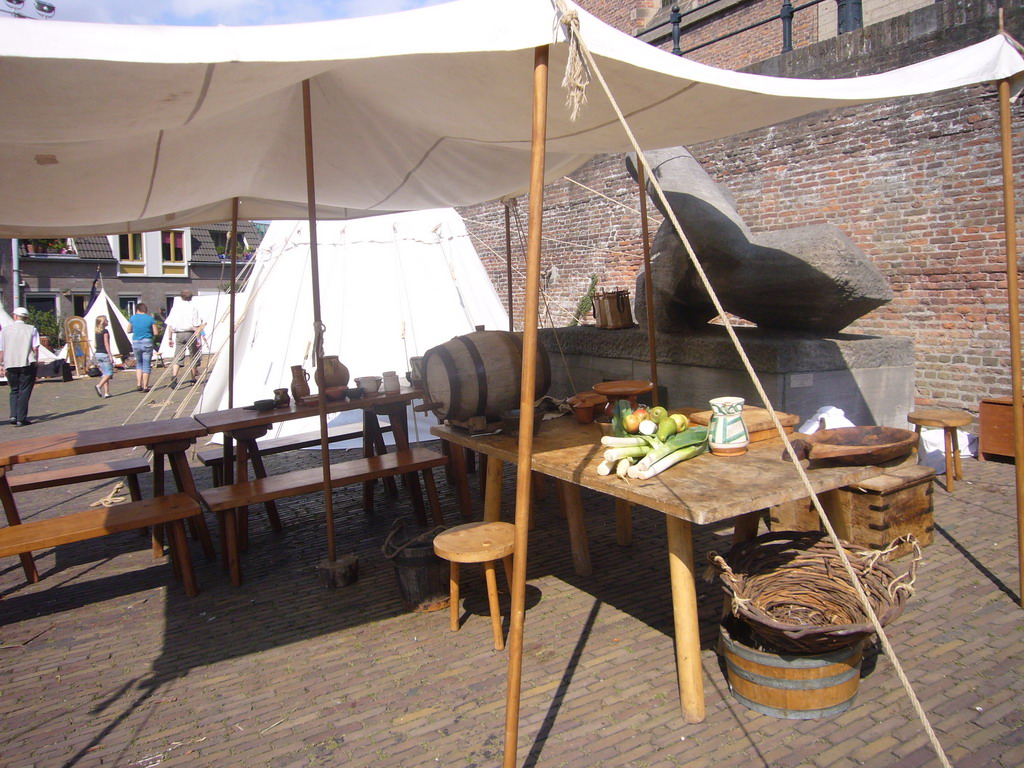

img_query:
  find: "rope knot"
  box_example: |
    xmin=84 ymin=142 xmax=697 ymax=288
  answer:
xmin=557 ymin=4 xmax=590 ymax=122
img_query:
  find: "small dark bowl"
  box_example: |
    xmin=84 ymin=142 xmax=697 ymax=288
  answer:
xmin=345 ymin=387 xmax=363 ymax=400
xmin=251 ymin=399 xmax=276 ymax=411
xmin=501 ymin=408 xmax=541 ymax=435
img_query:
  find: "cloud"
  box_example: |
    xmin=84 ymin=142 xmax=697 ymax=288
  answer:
xmin=46 ymin=0 xmax=451 ymax=25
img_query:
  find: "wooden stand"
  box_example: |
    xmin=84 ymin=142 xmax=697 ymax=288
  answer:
xmin=317 ymin=554 xmax=359 ymax=588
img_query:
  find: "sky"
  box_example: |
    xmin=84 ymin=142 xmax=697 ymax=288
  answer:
xmin=7 ymin=0 xmax=452 ymax=26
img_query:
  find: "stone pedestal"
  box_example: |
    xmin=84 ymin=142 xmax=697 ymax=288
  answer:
xmin=539 ymin=326 xmax=914 ymax=429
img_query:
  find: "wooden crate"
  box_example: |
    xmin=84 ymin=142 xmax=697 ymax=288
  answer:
xmin=826 ymin=464 xmax=935 ymax=559
xmin=979 ymin=397 xmax=1016 ymax=461
xmin=768 ymin=496 xmax=824 ymax=532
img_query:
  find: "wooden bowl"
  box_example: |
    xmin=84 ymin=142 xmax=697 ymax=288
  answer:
xmin=790 ymin=426 xmax=917 ymax=465
xmin=324 ymin=386 xmax=348 ymax=402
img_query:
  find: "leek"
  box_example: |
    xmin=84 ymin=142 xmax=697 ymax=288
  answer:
xmin=604 ymin=445 xmax=650 ymax=462
xmin=600 ymin=435 xmax=648 ymax=447
xmin=630 ymin=443 xmax=707 ymax=480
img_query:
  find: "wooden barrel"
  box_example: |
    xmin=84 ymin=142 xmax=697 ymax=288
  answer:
xmin=421 ymin=331 xmax=551 ymax=423
xmin=720 ymin=621 xmax=863 ymax=719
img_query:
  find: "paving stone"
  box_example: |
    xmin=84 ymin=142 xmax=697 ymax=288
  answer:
xmin=0 ymin=376 xmax=1022 ymax=767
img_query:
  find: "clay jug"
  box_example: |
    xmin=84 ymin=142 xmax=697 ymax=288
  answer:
xmin=315 ymin=355 xmax=349 ymax=390
xmin=708 ymin=396 xmax=749 ymax=456
xmin=290 ymin=365 xmax=311 ymax=401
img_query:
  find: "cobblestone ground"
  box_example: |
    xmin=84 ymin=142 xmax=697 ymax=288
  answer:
xmin=0 ymin=374 xmax=1022 ymax=767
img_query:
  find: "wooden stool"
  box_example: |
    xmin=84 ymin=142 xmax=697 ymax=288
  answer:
xmin=907 ymin=409 xmax=972 ymax=492
xmin=433 ymin=521 xmax=515 ymax=650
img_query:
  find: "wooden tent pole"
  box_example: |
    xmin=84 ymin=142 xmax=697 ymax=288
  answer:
xmin=637 ymin=161 xmax=658 ymax=406
xmin=505 ymin=202 xmax=515 ymax=332
xmin=228 ymin=197 xmax=239 ymax=410
xmin=503 ymin=44 xmax=549 ymax=768
xmin=302 ymin=79 xmax=338 ymax=564
xmin=997 ymin=77 xmax=1024 ymax=607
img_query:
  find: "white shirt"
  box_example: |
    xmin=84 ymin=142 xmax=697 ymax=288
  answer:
xmin=165 ymin=298 xmax=202 ymax=333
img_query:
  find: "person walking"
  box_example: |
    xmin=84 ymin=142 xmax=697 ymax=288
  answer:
xmin=93 ymin=315 xmax=113 ymax=398
xmin=0 ymin=307 xmax=40 ymax=427
xmin=165 ymin=290 xmax=204 ymax=388
xmin=128 ymin=303 xmax=155 ymax=392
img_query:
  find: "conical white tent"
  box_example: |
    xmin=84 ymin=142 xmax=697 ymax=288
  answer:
xmin=197 ymin=208 xmax=508 ymax=443
xmin=85 ymin=287 xmax=133 ymax=361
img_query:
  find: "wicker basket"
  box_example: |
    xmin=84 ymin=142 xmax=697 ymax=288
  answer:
xmin=708 ymin=531 xmax=918 ymax=654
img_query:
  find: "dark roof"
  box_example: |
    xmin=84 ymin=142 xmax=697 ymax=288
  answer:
xmin=74 ymin=237 xmax=115 ymax=261
xmin=189 ymin=221 xmax=265 ymax=264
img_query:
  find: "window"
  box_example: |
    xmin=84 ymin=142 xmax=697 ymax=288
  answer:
xmin=118 ymin=233 xmax=143 ymax=261
xmin=161 ymin=230 xmax=187 ymax=275
xmin=25 ymin=295 xmax=58 ymax=315
xmin=162 ymin=230 xmax=184 ymax=263
xmin=210 ymin=230 xmax=228 ymax=254
xmin=119 ymin=296 xmax=139 ymax=316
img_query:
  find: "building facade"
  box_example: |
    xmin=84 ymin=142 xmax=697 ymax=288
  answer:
xmin=2 ymin=221 xmax=263 ymax=328
xmin=458 ymin=0 xmax=1022 ymax=414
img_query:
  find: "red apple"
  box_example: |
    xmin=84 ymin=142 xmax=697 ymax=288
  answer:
xmin=622 ymin=413 xmax=641 ymax=433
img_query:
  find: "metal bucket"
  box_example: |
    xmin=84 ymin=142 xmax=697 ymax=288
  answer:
xmin=382 ymin=521 xmax=449 ymax=613
xmin=720 ymin=620 xmax=864 ymax=719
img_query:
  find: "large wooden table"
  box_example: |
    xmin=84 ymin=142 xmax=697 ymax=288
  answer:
xmin=431 ymin=416 xmax=894 ymax=723
xmin=0 ymin=417 xmax=214 ymax=582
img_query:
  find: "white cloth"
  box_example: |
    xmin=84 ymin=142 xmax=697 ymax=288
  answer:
xmin=799 ymin=406 xmax=856 ymax=434
xmin=0 ymin=321 xmax=40 ymax=366
xmin=164 ymin=299 xmax=203 ymax=334
xmin=918 ymin=427 xmax=977 ymax=472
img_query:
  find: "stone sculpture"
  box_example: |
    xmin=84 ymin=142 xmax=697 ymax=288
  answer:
xmin=626 ymin=148 xmax=892 ymax=334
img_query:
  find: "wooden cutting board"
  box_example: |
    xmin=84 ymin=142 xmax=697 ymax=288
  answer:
xmin=686 ymin=406 xmax=799 ymax=444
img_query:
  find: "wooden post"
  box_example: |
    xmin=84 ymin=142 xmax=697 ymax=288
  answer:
xmin=503 ymin=45 xmax=549 ymax=768
xmin=637 ymin=160 xmax=658 ymax=406
xmin=666 ymin=516 xmax=705 ymax=722
xmin=505 ymin=202 xmax=514 ymax=332
xmin=228 ymin=197 xmax=239 ymax=409
xmin=301 ymin=79 xmax=340 ymax=574
xmin=997 ymin=77 xmax=1024 ymax=608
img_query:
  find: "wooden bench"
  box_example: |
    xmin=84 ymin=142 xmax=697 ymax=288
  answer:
xmin=200 ymin=447 xmax=448 ymax=586
xmin=197 ymin=424 xmax=392 ymax=485
xmin=8 ymin=456 xmax=150 ymax=499
xmin=0 ymin=493 xmax=203 ymax=596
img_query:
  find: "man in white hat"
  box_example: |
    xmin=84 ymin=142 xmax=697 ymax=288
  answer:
xmin=0 ymin=307 xmax=40 ymax=426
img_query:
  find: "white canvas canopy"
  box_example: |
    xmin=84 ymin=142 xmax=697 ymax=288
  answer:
xmin=0 ymin=0 xmax=1022 ymax=236
xmin=196 ymin=208 xmax=508 ymax=443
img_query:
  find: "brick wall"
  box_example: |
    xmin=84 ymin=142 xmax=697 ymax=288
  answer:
xmin=576 ymin=0 xmax=659 ymax=33
xmin=458 ymin=0 xmax=1023 ymax=413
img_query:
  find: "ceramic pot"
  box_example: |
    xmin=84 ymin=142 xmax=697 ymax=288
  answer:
xmin=355 ymin=375 xmax=382 ymax=393
xmin=315 ymin=355 xmax=349 ymax=390
xmin=408 ymin=356 xmax=424 ymax=385
xmin=708 ymin=396 xmax=749 ymax=456
xmin=290 ymin=365 xmax=311 ymax=401
xmin=273 ymin=388 xmax=290 ymax=407
xmin=382 ymin=370 xmax=401 ymax=394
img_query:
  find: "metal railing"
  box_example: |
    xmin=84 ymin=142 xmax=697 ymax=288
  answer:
xmin=647 ymin=0 xmax=860 ymax=57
